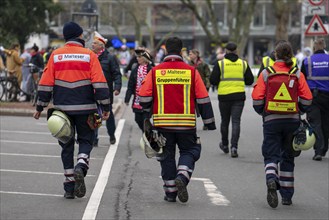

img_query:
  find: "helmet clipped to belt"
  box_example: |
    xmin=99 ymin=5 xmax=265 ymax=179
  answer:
xmin=139 ymin=118 xmax=166 ymax=159
xmin=292 ymin=120 xmax=316 ymax=151
xmin=47 ymin=109 xmax=74 ymax=144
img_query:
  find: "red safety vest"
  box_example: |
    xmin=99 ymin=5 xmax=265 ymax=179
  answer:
xmin=264 ymin=66 xmax=300 ymax=114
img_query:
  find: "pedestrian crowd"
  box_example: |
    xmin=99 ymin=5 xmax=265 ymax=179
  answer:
xmin=1 ymin=21 xmax=328 ymax=209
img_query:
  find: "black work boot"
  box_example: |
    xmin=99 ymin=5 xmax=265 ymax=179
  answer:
xmin=231 ymin=147 xmax=238 ymax=158
xmin=74 ymin=167 xmax=86 ymax=198
xmin=266 ymin=179 xmax=278 ymax=208
xmin=282 ymin=198 xmax=292 ymax=205
xmin=175 ymin=177 xmax=188 ymax=203
xmin=219 ymin=142 xmax=229 ymax=154
xmin=110 ymin=135 xmax=116 ymax=145
xmin=64 ymin=191 xmax=75 ymax=199
xmin=164 ymin=195 xmax=176 ymax=202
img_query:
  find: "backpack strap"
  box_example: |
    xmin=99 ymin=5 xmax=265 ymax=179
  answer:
xmin=288 ymin=66 xmax=298 ymax=74
xmin=262 ymin=67 xmax=275 ymax=82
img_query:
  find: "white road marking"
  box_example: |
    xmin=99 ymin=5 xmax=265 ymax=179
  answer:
xmin=0 ymin=191 xmax=63 ymax=197
xmin=0 ymin=169 xmax=95 ymax=177
xmin=1 ymin=129 xmax=109 ymax=138
xmin=0 ymin=152 xmax=103 ymax=160
xmin=1 ymin=140 xmax=58 ymax=145
xmin=82 ymin=119 xmax=125 ymax=220
xmin=1 ymin=130 xmax=50 ymax=135
xmin=192 ymin=177 xmax=230 ymax=206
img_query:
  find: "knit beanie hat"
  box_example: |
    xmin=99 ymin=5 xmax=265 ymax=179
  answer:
xmin=63 ymin=21 xmax=83 ymax=41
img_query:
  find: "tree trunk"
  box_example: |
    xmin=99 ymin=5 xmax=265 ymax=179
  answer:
xmin=273 ymin=0 xmax=291 ymax=41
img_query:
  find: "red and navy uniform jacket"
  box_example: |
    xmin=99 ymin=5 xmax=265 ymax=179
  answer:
xmin=36 ymin=41 xmax=110 ymax=115
xmin=252 ymin=60 xmax=312 ymax=122
xmin=139 ymin=54 xmax=216 ymax=131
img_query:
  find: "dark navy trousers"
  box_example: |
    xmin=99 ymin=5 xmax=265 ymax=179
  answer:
xmin=262 ymin=120 xmax=299 ymax=200
xmin=159 ymin=132 xmax=201 ymax=198
xmin=59 ymin=114 xmax=94 ymax=192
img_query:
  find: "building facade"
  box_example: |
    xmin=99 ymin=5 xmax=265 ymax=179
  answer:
xmin=49 ymin=0 xmax=328 ymax=66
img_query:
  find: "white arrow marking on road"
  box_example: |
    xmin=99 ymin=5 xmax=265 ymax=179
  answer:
xmin=192 ymin=177 xmax=230 ymax=206
xmin=82 ymin=119 xmax=125 ymax=220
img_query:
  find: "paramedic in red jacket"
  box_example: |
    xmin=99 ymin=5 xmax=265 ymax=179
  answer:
xmin=139 ymin=37 xmax=216 ymax=203
xmin=252 ymin=40 xmax=312 ymax=208
xmin=33 ymin=22 xmax=110 ymax=199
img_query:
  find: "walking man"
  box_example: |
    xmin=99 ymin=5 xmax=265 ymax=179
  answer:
xmin=210 ymin=42 xmax=254 ymax=157
xmin=33 ymin=21 xmax=110 ymax=199
xmin=139 ymin=37 xmax=216 ymax=203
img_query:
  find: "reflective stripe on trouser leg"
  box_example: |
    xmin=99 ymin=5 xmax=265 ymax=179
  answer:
xmin=177 ymin=165 xmax=193 ymax=183
xmin=77 ymin=153 xmax=90 ymax=169
xmin=265 ymin=162 xmax=278 ymax=182
xmin=279 ymin=157 xmax=295 ymax=199
xmin=63 ymin=168 xmax=75 ymax=192
xmin=163 ymin=180 xmax=177 ymax=195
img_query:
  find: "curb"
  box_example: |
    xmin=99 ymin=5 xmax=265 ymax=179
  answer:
xmin=0 ymin=99 xmax=123 ymax=117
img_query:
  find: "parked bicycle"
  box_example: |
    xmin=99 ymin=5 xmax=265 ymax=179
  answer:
xmin=0 ymin=69 xmax=25 ymax=102
xmin=0 ymin=63 xmax=43 ymax=105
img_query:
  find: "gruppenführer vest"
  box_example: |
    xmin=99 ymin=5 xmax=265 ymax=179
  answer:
xmin=152 ymin=65 xmax=196 ymax=127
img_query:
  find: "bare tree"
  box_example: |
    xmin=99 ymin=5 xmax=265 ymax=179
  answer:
xmin=273 ymin=0 xmax=299 ymax=41
xmin=181 ymin=0 xmax=257 ymax=55
xmin=180 ymin=0 xmax=221 ymax=45
xmin=227 ymin=0 xmax=257 ymax=55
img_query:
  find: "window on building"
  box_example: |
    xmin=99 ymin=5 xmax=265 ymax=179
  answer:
xmin=253 ymin=3 xmax=264 ymax=27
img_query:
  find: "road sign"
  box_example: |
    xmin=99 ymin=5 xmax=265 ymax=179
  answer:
xmin=307 ymin=5 xmax=325 ymax=15
xmin=305 ymin=14 xmax=328 ymax=36
xmin=308 ymin=0 xmax=324 ymax=6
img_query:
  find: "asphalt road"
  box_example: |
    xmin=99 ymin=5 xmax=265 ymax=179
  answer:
xmin=0 ymin=88 xmax=328 ymax=220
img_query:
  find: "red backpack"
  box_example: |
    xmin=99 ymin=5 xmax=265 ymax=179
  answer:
xmin=263 ymin=66 xmax=300 ymax=114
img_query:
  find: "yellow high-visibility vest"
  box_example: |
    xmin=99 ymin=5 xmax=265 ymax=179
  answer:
xmin=218 ymin=59 xmax=246 ymax=95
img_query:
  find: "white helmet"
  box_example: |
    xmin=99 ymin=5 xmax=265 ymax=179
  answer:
xmin=292 ymin=127 xmax=316 ymax=151
xmin=140 ymin=133 xmax=163 ymax=158
xmin=47 ymin=110 xmax=73 ymax=144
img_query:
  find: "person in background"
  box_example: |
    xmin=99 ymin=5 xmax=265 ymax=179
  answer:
xmin=252 ymin=40 xmax=312 ymax=208
xmin=0 ymin=53 xmax=5 ymax=71
xmin=189 ymin=49 xmax=212 ymax=130
xmin=257 ymin=40 xmax=298 ymax=77
xmin=210 ymin=42 xmax=254 ymax=158
xmin=20 ymin=48 xmax=31 ymax=101
xmin=124 ymin=46 xmax=147 ymax=78
xmin=2 ymin=43 xmax=25 ymax=101
xmin=124 ymin=48 xmax=154 ymax=131
xmin=139 ymin=37 xmax=216 ymax=203
xmin=301 ymin=38 xmax=329 ymax=161
xmin=118 ymin=44 xmax=131 ymax=67
xmin=181 ymin=47 xmax=190 ymax=64
xmin=30 ymin=44 xmax=44 ymax=71
xmin=155 ymin=44 xmax=166 ymax=63
xmin=91 ymin=31 xmax=122 ymax=146
xmin=33 ymin=21 xmax=110 ymax=199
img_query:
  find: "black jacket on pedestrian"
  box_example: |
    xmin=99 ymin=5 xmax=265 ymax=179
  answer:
xmin=98 ymin=49 xmax=122 ymax=104
xmin=125 ymin=63 xmax=154 ymax=112
xmin=210 ymin=53 xmax=254 ymax=101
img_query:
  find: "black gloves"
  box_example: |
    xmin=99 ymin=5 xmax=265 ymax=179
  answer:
xmin=293 ymin=120 xmax=313 ymax=146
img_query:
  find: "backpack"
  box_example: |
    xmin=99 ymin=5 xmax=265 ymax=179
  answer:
xmin=263 ymin=66 xmax=300 ymax=114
